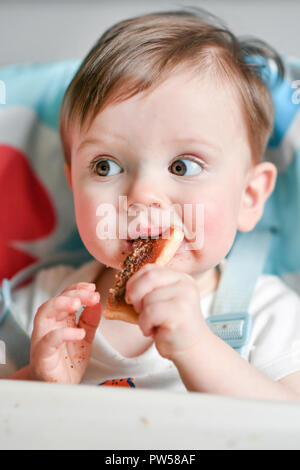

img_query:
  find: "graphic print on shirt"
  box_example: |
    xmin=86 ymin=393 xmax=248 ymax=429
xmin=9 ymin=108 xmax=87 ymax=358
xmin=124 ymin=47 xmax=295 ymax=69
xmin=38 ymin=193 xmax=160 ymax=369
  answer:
xmin=98 ymin=377 xmax=136 ymax=388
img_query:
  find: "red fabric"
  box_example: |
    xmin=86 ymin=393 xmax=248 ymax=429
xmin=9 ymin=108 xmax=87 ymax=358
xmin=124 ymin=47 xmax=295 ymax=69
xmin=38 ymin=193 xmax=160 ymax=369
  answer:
xmin=0 ymin=145 xmax=56 ymax=282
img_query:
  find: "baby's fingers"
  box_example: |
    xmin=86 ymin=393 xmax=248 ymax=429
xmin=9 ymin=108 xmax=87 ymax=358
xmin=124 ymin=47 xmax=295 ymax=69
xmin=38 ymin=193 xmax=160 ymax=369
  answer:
xmin=35 ymin=291 xmax=100 ymax=324
xmin=34 ymin=296 xmax=82 ymax=325
xmin=60 ymin=289 xmax=100 ymax=308
xmin=126 ymin=264 xmax=181 ymax=313
xmin=35 ymin=328 xmax=86 ymax=360
xmin=61 ymin=282 xmax=96 ymax=294
xmin=78 ymin=303 xmax=102 ymax=344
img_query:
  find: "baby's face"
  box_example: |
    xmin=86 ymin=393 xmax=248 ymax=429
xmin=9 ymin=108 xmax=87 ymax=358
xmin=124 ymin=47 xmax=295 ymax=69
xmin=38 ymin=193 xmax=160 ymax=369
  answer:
xmin=68 ymin=70 xmax=253 ymax=274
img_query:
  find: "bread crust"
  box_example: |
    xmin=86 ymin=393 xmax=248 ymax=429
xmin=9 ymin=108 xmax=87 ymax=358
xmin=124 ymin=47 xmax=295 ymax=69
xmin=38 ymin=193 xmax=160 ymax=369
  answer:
xmin=103 ymin=226 xmax=184 ymax=324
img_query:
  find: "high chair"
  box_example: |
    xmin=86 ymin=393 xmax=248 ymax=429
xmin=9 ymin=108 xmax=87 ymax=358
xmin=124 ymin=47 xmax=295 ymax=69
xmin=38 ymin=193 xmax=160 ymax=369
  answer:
xmin=0 ymin=54 xmax=300 ymax=450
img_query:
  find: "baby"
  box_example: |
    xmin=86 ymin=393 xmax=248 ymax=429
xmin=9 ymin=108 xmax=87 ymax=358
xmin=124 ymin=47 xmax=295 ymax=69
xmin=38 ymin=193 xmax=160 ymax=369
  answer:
xmin=9 ymin=9 xmax=300 ymax=399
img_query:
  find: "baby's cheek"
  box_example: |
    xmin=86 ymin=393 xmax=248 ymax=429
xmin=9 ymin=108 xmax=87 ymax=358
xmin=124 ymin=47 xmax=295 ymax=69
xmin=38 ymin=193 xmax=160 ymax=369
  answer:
xmin=73 ymin=192 xmax=123 ymax=267
xmin=203 ymin=198 xmax=238 ymax=257
xmin=75 ymin=197 xmax=98 ymax=237
xmin=74 ymin=183 xmax=116 ymax=237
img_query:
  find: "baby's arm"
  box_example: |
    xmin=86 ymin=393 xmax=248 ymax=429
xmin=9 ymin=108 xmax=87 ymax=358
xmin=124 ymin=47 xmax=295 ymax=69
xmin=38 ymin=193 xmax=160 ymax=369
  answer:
xmin=126 ymin=264 xmax=300 ymax=401
xmin=9 ymin=282 xmax=101 ymax=383
xmin=172 ymin=332 xmax=299 ymax=401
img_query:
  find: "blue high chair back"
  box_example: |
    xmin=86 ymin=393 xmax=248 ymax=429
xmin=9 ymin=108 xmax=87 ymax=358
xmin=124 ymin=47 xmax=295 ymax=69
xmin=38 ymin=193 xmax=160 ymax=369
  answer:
xmin=0 ymin=56 xmax=299 ymax=371
xmin=209 ymin=56 xmax=300 ymax=356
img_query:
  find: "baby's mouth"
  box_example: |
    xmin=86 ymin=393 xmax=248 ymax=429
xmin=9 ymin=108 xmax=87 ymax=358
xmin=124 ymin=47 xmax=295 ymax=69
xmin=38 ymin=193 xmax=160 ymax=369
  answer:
xmin=124 ymin=226 xmax=170 ymax=252
xmin=123 ymin=226 xmax=186 ymax=254
xmin=127 ymin=226 xmax=170 ymax=239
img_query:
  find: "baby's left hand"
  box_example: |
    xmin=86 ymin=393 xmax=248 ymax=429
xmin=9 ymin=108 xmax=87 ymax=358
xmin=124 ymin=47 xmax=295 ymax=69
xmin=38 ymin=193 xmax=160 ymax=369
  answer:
xmin=125 ymin=264 xmax=208 ymax=361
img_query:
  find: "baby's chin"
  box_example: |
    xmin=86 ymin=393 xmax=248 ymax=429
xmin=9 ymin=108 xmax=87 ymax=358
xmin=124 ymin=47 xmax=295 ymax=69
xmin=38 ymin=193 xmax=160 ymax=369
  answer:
xmin=86 ymin=238 xmax=125 ymax=269
xmin=166 ymin=246 xmax=204 ymax=273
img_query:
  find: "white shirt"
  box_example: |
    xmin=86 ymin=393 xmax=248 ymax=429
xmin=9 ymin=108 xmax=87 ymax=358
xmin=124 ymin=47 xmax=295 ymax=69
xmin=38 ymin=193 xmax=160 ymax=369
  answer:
xmin=6 ymin=260 xmax=300 ymax=390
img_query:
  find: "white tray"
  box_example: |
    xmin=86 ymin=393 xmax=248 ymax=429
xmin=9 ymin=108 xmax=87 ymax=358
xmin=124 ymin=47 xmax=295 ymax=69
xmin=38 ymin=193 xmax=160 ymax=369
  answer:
xmin=1 ymin=380 xmax=300 ymax=450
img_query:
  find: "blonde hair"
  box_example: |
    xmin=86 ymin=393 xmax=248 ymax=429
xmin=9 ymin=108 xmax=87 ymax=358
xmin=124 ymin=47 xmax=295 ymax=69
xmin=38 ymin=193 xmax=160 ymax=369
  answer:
xmin=59 ymin=8 xmax=284 ymax=166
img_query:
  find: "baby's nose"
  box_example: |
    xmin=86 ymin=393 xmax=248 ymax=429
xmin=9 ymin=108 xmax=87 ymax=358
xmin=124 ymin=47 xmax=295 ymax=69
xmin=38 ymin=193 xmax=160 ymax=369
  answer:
xmin=125 ymin=172 xmax=170 ymax=212
xmin=128 ymin=201 xmax=161 ymax=211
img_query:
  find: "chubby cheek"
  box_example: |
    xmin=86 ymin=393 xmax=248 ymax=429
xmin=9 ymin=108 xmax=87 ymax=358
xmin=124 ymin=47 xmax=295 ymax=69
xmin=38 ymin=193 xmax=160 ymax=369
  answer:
xmin=182 ymin=186 xmax=241 ymax=268
xmin=72 ymin=185 xmax=123 ymax=268
xmin=203 ymin=198 xmax=238 ymax=261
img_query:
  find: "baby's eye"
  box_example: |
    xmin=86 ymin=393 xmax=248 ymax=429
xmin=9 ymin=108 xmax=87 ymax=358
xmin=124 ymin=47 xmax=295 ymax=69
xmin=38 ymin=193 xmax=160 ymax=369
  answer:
xmin=91 ymin=158 xmax=123 ymax=177
xmin=169 ymin=158 xmax=203 ymax=177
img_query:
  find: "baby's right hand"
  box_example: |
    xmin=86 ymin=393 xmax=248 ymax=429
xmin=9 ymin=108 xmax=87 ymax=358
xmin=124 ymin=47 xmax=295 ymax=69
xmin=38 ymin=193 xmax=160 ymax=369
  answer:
xmin=29 ymin=282 xmax=101 ymax=383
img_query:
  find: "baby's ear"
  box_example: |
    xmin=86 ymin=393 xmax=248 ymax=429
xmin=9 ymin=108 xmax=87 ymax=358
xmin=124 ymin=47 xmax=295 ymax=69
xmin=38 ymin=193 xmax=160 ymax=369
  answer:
xmin=237 ymin=162 xmax=277 ymax=232
xmin=64 ymin=163 xmax=73 ymax=191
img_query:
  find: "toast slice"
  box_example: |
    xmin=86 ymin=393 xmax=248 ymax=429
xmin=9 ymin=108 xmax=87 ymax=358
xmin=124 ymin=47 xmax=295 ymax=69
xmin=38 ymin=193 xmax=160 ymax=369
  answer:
xmin=103 ymin=226 xmax=184 ymax=324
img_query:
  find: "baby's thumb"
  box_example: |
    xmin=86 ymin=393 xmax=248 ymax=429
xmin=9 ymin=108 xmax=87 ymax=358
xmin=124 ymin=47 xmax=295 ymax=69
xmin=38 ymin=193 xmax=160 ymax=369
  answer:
xmin=78 ymin=302 xmax=102 ymax=344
